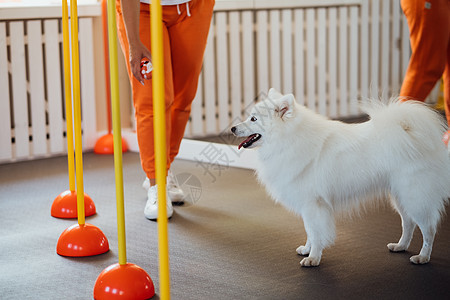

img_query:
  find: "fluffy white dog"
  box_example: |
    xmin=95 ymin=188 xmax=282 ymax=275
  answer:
xmin=231 ymin=88 xmax=450 ymax=267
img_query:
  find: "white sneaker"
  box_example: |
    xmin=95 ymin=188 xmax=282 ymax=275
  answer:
xmin=167 ymin=170 xmax=185 ymax=205
xmin=144 ymin=185 xmax=173 ymax=220
xmin=142 ymin=170 xmax=185 ymax=205
xmin=142 ymin=177 xmax=151 ymax=191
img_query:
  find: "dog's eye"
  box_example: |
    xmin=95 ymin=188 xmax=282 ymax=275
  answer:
xmin=250 ymin=116 xmax=257 ymax=122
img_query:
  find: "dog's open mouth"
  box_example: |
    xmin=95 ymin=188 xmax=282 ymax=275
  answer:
xmin=238 ymin=133 xmax=261 ymax=149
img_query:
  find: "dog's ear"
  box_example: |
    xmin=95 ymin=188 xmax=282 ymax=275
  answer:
xmin=268 ymin=88 xmax=283 ymax=100
xmin=277 ymin=94 xmax=295 ymax=120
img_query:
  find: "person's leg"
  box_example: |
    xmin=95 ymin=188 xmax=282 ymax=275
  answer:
xmin=400 ymin=0 xmax=449 ymax=101
xmin=116 ymin=1 xmax=174 ymax=181
xmin=166 ymin=0 xmax=215 ymax=163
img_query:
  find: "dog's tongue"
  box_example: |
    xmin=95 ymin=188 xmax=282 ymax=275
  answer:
xmin=238 ymin=134 xmax=256 ymax=149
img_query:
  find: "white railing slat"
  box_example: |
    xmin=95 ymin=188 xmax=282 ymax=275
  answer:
xmin=229 ymin=11 xmax=242 ymax=122
xmin=294 ymin=9 xmax=305 ymax=105
xmin=327 ymin=7 xmax=337 ymax=118
xmin=380 ymin=0 xmax=390 ymax=96
xmin=79 ymin=18 xmax=97 ymax=148
xmin=370 ymin=0 xmax=380 ymax=99
xmin=256 ymin=10 xmax=269 ymax=95
xmin=269 ymin=10 xmax=281 ymax=91
xmin=10 ymin=21 xmax=29 ymax=159
xmin=203 ymin=15 xmax=217 ymax=135
xmin=338 ymin=7 xmax=348 ymax=116
xmin=216 ymin=12 xmax=230 ymax=132
xmin=400 ymin=6 xmax=410 ymax=80
xmin=241 ymin=11 xmax=255 ymax=117
xmin=190 ymin=72 xmax=204 ymax=136
xmin=184 ymin=117 xmax=191 ymax=137
xmin=390 ymin=0 xmax=400 ymax=95
xmin=305 ymin=8 xmax=315 ymax=110
xmin=349 ymin=6 xmax=359 ymax=115
xmin=27 ymin=20 xmax=48 ymax=157
xmin=44 ymin=19 xmax=64 ymax=154
xmin=428 ymin=82 xmax=440 ymax=104
xmin=0 ymin=22 xmax=12 ymax=161
xmin=317 ymin=8 xmax=327 ymax=116
xmin=281 ymin=9 xmax=293 ymax=94
xmin=360 ymin=0 xmax=369 ymax=101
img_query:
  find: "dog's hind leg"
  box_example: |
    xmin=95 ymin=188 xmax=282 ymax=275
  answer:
xmin=410 ymin=223 xmax=436 ymax=264
xmin=387 ymin=208 xmax=416 ymax=252
xmin=299 ymin=198 xmax=335 ymax=267
xmin=391 ymin=186 xmax=442 ymax=264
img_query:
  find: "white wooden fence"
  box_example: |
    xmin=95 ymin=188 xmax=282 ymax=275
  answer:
xmin=0 ymin=0 xmax=441 ymax=163
xmin=0 ymin=5 xmax=99 ymax=163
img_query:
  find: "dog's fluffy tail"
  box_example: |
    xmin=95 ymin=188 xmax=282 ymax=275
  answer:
xmin=363 ymin=98 xmax=450 ymax=213
xmin=362 ymin=98 xmax=447 ymax=158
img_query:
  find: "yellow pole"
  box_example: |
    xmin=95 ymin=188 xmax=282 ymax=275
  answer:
xmin=70 ymin=0 xmax=85 ymax=225
xmin=106 ymin=0 xmax=127 ymax=266
xmin=150 ymin=1 xmax=170 ymax=299
xmin=61 ymin=0 xmax=75 ymax=193
xmin=435 ymin=79 xmax=445 ymax=111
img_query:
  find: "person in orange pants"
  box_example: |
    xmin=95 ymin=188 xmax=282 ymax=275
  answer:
xmin=399 ymin=0 xmax=450 ymax=144
xmin=116 ymin=0 xmax=214 ymax=220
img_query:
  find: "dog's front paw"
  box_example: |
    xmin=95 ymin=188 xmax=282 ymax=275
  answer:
xmin=387 ymin=243 xmax=407 ymax=252
xmin=296 ymin=245 xmax=310 ymax=256
xmin=410 ymin=255 xmax=430 ymax=265
xmin=300 ymin=257 xmax=320 ymax=267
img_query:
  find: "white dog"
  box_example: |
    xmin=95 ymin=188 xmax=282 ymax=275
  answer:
xmin=231 ymin=88 xmax=450 ymax=267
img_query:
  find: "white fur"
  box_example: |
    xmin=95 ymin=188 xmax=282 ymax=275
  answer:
xmin=232 ymin=88 xmax=450 ymax=267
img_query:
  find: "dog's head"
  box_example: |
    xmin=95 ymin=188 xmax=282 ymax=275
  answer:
xmin=231 ymin=88 xmax=297 ymax=149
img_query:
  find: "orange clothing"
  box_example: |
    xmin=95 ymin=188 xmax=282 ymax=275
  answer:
xmin=116 ymin=0 xmax=214 ymax=179
xmin=399 ymin=0 xmax=450 ymax=125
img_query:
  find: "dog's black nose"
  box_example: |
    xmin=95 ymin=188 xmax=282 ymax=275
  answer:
xmin=231 ymin=126 xmax=236 ymax=133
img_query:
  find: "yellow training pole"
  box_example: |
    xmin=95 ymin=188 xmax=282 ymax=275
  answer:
xmin=93 ymin=2 xmax=154 ymax=298
xmin=70 ymin=0 xmax=85 ymax=225
xmin=435 ymin=79 xmax=444 ymax=111
xmin=106 ymin=0 xmax=126 ymax=266
xmin=51 ymin=0 xmax=96 ymax=220
xmin=150 ymin=1 xmax=170 ymax=299
xmin=61 ymin=0 xmax=75 ymax=193
xmin=56 ymin=0 xmax=109 ymax=259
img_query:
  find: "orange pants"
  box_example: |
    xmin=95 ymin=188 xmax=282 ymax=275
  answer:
xmin=116 ymin=0 xmax=214 ymax=179
xmin=400 ymin=0 xmax=450 ymax=126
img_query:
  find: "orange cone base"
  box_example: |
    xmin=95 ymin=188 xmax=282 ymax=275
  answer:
xmin=51 ymin=190 xmax=96 ymax=219
xmin=94 ymin=133 xmax=129 ymax=154
xmin=57 ymin=223 xmax=109 ymax=257
xmin=93 ymin=263 xmax=155 ymax=300
xmin=443 ymin=130 xmax=450 ymax=146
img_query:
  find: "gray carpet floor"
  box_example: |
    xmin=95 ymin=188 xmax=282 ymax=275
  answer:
xmin=1 ymin=151 xmax=450 ymax=300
